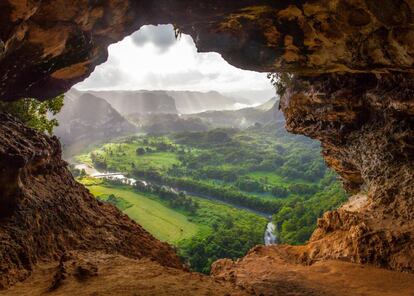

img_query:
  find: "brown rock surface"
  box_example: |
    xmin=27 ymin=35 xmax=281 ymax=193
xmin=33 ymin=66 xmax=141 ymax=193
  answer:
xmin=280 ymin=73 xmax=414 ymax=271
xmin=3 ymin=248 xmax=414 ymax=296
xmin=1 ymin=0 xmax=414 ymax=101
xmin=0 ymin=251 xmax=248 ymax=296
xmin=211 ymin=245 xmax=414 ymax=296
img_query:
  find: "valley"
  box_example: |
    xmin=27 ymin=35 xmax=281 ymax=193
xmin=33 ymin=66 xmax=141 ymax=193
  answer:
xmin=70 ymin=105 xmax=347 ymax=272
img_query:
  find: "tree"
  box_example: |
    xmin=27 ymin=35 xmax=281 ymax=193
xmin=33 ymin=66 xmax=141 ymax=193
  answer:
xmin=267 ymin=72 xmax=294 ymax=98
xmin=79 ymin=169 xmax=87 ymax=178
xmin=0 ymin=95 xmax=64 ymax=134
xmin=136 ymin=147 xmax=146 ymax=155
xmin=271 ymin=185 xmax=289 ymax=198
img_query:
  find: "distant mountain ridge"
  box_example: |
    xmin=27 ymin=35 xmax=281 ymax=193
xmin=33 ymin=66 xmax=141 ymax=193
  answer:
xmin=183 ymin=97 xmax=283 ymax=129
xmin=56 ymin=89 xmax=280 ymax=154
xmin=70 ymin=89 xmax=247 ymax=115
xmin=164 ymin=90 xmax=241 ymax=114
xmin=86 ymin=90 xmax=179 ymax=115
xmin=55 ymin=90 xmax=137 ymax=156
xmin=126 ymin=96 xmax=282 ymax=135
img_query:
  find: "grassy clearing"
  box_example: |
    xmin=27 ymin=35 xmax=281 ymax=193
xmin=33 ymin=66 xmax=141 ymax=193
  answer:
xmin=246 ymin=171 xmax=312 ymax=186
xmin=87 ymin=185 xmax=199 ymax=243
xmin=77 ymin=142 xmax=179 ymax=173
xmin=246 ymin=171 xmax=286 ymax=186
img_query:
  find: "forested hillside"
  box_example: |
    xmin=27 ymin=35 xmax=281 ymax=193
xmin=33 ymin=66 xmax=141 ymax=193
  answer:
xmin=55 ymin=90 xmax=137 ymax=156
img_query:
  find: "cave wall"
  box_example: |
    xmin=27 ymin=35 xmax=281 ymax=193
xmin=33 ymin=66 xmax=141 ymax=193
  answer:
xmin=0 ymin=0 xmax=413 ymax=283
xmin=1 ymin=0 xmax=413 ymax=101
xmin=280 ymin=73 xmax=414 ymax=271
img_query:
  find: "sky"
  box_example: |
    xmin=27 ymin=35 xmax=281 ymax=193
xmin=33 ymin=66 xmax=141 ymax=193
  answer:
xmin=75 ymin=25 xmax=275 ymax=102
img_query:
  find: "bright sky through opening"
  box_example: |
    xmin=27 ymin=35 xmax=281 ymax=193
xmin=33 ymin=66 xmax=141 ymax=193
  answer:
xmin=76 ymin=25 xmax=275 ymax=103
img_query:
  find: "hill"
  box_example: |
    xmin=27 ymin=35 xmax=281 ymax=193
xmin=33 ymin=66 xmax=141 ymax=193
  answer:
xmin=71 ymin=89 xmax=245 ymax=115
xmin=126 ymin=96 xmax=281 ymax=135
xmin=87 ymin=90 xmax=179 ymax=115
xmin=126 ymin=97 xmax=280 ymax=134
xmin=54 ymin=90 xmax=137 ymax=156
xmin=183 ymin=97 xmax=283 ymax=129
xmin=165 ymin=90 xmax=243 ymax=114
xmin=127 ymin=113 xmax=210 ymax=135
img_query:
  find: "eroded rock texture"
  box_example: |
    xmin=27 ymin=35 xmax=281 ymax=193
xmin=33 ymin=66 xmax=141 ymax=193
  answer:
xmin=211 ymin=245 xmax=414 ymax=296
xmin=0 ymin=113 xmax=182 ymax=288
xmin=0 ymin=251 xmax=249 ymax=296
xmin=1 ymin=0 xmax=414 ymax=101
xmin=279 ymin=73 xmax=414 ymax=271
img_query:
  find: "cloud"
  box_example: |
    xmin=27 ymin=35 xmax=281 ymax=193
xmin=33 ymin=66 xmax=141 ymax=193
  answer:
xmin=80 ymin=64 xmax=125 ymax=89
xmin=75 ymin=25 xmax=274 ymax=102
xmin=130 ymin=25 xmax=176 ymax=53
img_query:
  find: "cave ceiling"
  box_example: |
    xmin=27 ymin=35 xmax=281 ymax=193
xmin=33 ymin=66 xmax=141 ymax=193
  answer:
xmin=0 ymin=0 xmax=413 ymax=101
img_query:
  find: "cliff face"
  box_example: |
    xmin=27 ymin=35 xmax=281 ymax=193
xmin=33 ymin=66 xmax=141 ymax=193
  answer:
xmin=0 ymin=0 xmax=413 ymax=294
xmin=85 ymin=90 xmax=179 ymax=115
xmin=279 ymin=73 xmax=414 ymax=271
xmin=55 ymin=90 xmax=137 ymax=156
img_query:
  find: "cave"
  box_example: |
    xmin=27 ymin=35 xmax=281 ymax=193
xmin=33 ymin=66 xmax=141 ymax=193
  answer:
xmin=0 ymin=1 xmax=413 ymax=295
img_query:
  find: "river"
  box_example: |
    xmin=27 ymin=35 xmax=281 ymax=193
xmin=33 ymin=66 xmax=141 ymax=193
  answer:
xmin=76 ymin=163 xmax=278 ymax=245
xmin=168 ymin=189 xmax=278 ymax=246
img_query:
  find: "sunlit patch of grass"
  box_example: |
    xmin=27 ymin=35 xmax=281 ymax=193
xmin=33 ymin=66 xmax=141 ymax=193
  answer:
xmin=87 ymin=185 xmax=199 ymax=244
xmin=77 ymin=176 xmax=103 ymax=186
xmin=77 ymin=142 xmax=180 ymax=173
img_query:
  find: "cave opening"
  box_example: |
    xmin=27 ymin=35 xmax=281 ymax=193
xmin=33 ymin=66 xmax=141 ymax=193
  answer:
xmin=52 ymin=24 xmax=348 ymax=274
xmin=1 ymin=1 xmax=413 ymax=294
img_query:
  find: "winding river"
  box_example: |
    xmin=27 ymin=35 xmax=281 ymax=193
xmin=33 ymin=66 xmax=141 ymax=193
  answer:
xmin=76 ymin=163 xmax=278 ymax=245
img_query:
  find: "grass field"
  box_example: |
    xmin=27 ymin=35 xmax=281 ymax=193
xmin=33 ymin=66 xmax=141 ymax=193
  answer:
xmin=77 ymin=142 xmax=179 ymax=173
xmin=246 ymin=171 xmax=312 ymax=186
xmin=246 ymin=171 xmax=286 ymax=186
xmin=87 ymin=185 xmax=199 ymax=243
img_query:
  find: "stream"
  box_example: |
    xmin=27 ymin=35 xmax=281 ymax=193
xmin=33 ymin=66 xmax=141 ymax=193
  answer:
xmin=264 ymin=222 xmax=277 ymax=245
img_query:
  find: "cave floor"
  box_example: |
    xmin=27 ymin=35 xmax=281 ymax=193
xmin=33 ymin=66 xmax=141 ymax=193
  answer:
xmin=2 ymin=249 xmax=414 ymax=296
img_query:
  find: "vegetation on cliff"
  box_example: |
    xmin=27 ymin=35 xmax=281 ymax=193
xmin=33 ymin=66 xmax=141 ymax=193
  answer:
xmin=0 ymin=95 xmax=64 ymax=134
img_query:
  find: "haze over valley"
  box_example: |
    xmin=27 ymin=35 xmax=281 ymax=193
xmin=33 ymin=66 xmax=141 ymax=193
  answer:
xmin=56 ymin=88 xmax=279 ymax=155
